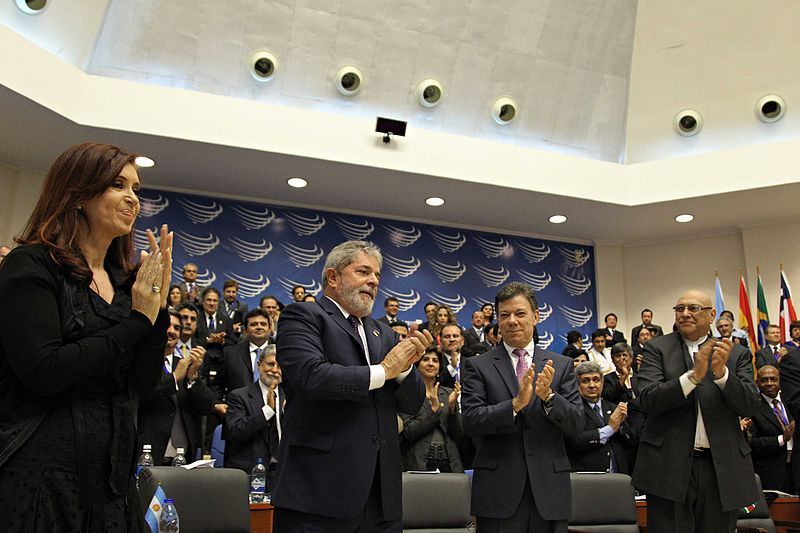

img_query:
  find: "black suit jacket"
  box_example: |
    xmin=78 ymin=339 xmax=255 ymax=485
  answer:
xmin=770 ymin=347 xmax=800 ymax=490
xmin=196 ymin=310 xmax=236 ymax=382
xmin=137 ymin=359 xmax=216 ymax=465
xmin=603 ymin=328 xmax=627 ymax=346
xmin=218 ymin=341 xmax=268 ymax=402
xmin=565 ymin=398 xmax=637 ymax=475
xmin=631 ymin=332 xmax=760 ymax=511
xmin=223 ymin=381 xmax=283 ymax=472
xmin=602 ymin=372 xmax=637 ymax=404
xmin=462 ymin=327 xmax=491 ymax=358
xmin=461 ymin=345 xmax=582 ymax=520
xmin=273 ymin=297 xmax=425 ymax=521
xmin=631 ymin=323 xmax=664 ymax=341
xmin=756 ymin=345 xmax=784 ymax=369
xmin=748 ymin=395 xmax=794 ymax=490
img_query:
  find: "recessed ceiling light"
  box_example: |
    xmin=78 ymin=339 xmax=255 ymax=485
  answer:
xmin=287 ymin=177 xmax=308 ymax=188
xmin=425 ymin=197 xmax=445 ymax=207
xmin=675 ymin=214 xmax=694 ymax=223
xmin=135 ymin=156 xmax=155 ymax=168
xmin=548 ymin=214 xmax=567 ymax=224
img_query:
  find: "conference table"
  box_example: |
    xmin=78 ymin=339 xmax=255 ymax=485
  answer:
xmin=250 ymin=502 xmax=274 ymax=533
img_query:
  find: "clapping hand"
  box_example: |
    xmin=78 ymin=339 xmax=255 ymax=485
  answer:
xmin=609 ymin=402 xmax=628 ymax=432
xmin=512 ymin=368 xmax=535 ymax=413
xmin=131 ymin=225 xmax=173 ymax=324
xmin=428 ymin=383 xmax=442 ymax=412
xmin=535 ymin=360 xmax=556 ymax=401
xmin=448 ymin=381 xmax=461 ymax=413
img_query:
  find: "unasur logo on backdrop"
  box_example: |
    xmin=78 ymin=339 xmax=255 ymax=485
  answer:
xmin=137 ymin=191 xmax=596 ymax=353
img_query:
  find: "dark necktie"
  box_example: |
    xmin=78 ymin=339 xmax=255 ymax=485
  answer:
xmin=774 ymin=346 xmax=781 ymax=360
xmin=593 ymin=403 xmax=604 ymax=424
xmin=774 ymin=398 xmax=789 ymax=426
xmin=347 ymin=315 xmax=364 ymax=353
xmin=208 ymin=314 xmax=216 ymax=331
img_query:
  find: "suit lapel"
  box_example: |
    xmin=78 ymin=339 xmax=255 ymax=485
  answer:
xmin=319 ymin=297 xmax=366 ymax=360
xmin=763 ymin=397 xmax=786 ymax=431
xmin=240 ymin=343 xmax=253 ymax=375
xmin=583 ymin=399 xmax=603 ymax=428
xmin=363 ymin=317 xmax=382 ymax=365
xmin=492 ymin=349 xmax=519 ymax=397
xmin=248 ymin=383 xmax=271 ymax=448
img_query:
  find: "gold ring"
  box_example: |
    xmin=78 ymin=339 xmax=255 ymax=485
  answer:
xmin=151 ymin=285 xmax=161 ymax=294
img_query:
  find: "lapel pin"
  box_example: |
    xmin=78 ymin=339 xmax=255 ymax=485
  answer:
xmin=372 ymin=330 xmax=380 ymax=337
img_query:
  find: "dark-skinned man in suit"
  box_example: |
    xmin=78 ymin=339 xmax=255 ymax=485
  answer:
xmin=272 ymin=241 xmax=432 ymax=532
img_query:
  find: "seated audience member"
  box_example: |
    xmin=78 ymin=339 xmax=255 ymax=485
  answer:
xmin=290 ymin=285 xmax=306 ymax=303
xmin=439 ymin=324 xmax=467 ymax=388
xmin=223 ymin=345 xmax=284 ymax=491
xmin=399 ymin=347 xmax=463 ymax=473
xmin=376 ymin=296 xmax=400 ymax=326
xmin=303 ymin=294 xmax=317 ymax=303
xmin=430 ymin=304 xmax=457 ymax=345
xmin=632 ymin=326 xmax=652 ymax=359
xmin=219 ymin=309 xmax=273 ymax=402
xmin=631 ymin=308 xmax=664 ymax=341
xmin=259 ymin=295 xmax=283 ymax=338
xmin=602 ymin=312 xmax=627 ymax=346
xmin=716 ymin=316 xmax=735 ymax=341
xmin=389 ymin=320 xmax=409 ymax=340
xmin=603 ymin=343 xmax=637 ymax=404
xmin=562 ymin=329 xmax=584 ymax=357
xmin=587 ymin=329 xmax=615 ymax=375
xmin=481 ymin=302 xmax=494 ymax=325
xmin=566 ymin=361 xmax=637 ymax=474
xmin=138 ymin=311 xmax=215 ymax=465
xmin=572 ymin=349 xmax=589 ymax=369
xmin=179 ymin=262 xmax=201 ymax=304
xmin=167 ymin=284 xmax=184 ymax=312
xmin=748 ymin=364 xmax=795 ymax=492
xmin=484 ymin=322 xmax=501 ymax=347
xmin=419 ymin=301 xmax=438 ymax=333
xmin=720 ymin=309 xmax=749 ymax=341
xmin=757 ymin=324 xmax=789 ymax=368
xmin=786 ymin=320 xmax=800 ymax=349
xmin=222 ymin=279 xmax=248 ymax=330
xmin=462 ymin=310 xmax=491 ymax=357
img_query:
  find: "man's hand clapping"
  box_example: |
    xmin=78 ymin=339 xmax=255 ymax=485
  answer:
xmin=381 ymin=330 xmax=433 ymax=380
xmin=609 ymin=402 xmax=628 ymax=432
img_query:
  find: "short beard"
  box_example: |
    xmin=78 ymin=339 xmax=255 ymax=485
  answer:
xmin=337 ymin=278 xmax=375 ymax=317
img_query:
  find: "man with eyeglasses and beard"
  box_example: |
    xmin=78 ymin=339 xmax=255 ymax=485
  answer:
xmin=272 ymin=241 xmax=433 ymax=532
xmin=632 ymin=290 xmax=760 ymax=532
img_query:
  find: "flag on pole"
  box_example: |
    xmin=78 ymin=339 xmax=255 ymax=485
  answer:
xmin=756 ymin=270 xmax=770 ymax=349
xmin=780 ymin=267 xmax=797 ymax=343
xmin=739 ymin=274 xmax=758 ymax=350
xmin=145 ymin=484 xmax=167 ymax=533
xmin=715 ymin=272 xmax=725 ymax=314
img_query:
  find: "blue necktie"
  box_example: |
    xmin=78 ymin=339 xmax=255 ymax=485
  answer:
xmin=253 ymin=348 xmax=262 ymax=382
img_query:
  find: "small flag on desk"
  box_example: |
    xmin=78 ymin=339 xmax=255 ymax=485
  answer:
xmin=145 ymin=484 xmax=167 ymax=533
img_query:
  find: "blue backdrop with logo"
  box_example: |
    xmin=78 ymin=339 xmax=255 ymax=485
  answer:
xmin=135 ymin=190 xmax=596 ymax=353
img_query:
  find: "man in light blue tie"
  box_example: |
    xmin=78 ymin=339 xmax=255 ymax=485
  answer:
xmin=461 ymin=281 xmax=582 ymax=533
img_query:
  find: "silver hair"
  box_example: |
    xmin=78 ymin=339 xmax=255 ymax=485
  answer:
xmin=575 ymin=360 xmax=603 ymax=377
xmin=257 ymin=343 xmax=277 ymax=363
xmin=321 ymin=241 xmax=382 ymax=288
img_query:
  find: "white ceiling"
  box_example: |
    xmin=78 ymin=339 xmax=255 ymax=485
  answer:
xmin=1 ymin=0 xmax=800 ymax=246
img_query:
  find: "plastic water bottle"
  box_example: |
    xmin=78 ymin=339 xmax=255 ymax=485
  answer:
xmin=250 ymin=458 xmax=266 ymax=503
xmin=136 ymin=444 xmax=154 ymax=490
xmin=159 ymin=498 xmax=180 ymax=532
xmin=172 ymin=448 xmax=187 ymax=467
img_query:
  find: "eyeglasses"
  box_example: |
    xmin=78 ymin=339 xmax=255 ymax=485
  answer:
xmin=672 ymin=305 xmax=712 ymax=314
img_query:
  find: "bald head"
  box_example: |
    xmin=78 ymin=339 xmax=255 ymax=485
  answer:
xmin=675 ymin=289 xmax=716 ymax=341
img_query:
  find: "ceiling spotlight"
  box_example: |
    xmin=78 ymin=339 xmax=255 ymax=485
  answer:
xmin=335 ymin=66 xmax=364 ymax=96
xmin=249 ymin=50 xmax=279 ymax=83
xmin=756 ymin=94 xmax=786 ymax=123
xmin=548 ymin=214 xmax=567 ymax=224
xmin=491 ymin=96 xmax=518 ymax=125
xmin=15 ymin=0 xmax=47 ymax=14
xmin=415 ymin=78 xmax=444 ymax=108
xmin=674 ymin=109 xmax=702 ymax=137
xmin=287 ymin=177 xmax=308 ymax=188
xmin=425 ymin=197 xmax=445 ymax=207
xmin=675 ymin=214 xmax=694 ymax=223
xmin=135 ymin=156 xmax=155 ymax=168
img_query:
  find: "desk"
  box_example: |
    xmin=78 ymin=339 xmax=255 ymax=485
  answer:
xmin=250 ymin=502 xmax=274 ymax=533
xmin=636 ymin=497 xmax=800 ymax=533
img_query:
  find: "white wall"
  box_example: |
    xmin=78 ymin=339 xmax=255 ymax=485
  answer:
xmin=0 ymin=161 xmax=45 ymax=245
xmin=595 ymin=244 xmax=628 ymax=330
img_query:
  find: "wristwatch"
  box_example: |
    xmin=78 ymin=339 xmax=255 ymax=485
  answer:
xmin=686 ymin=370 xmax=700 ymax=386
xmin=543 ymin=390 xmax=555 ymax=407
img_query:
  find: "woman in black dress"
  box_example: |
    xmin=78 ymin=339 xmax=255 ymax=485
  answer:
xmin=0 ymin=142 xmax=173 ymax=532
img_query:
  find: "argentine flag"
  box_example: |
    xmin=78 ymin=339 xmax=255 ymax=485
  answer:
xmin=145 ymin=484 xmax=167 ymax=533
